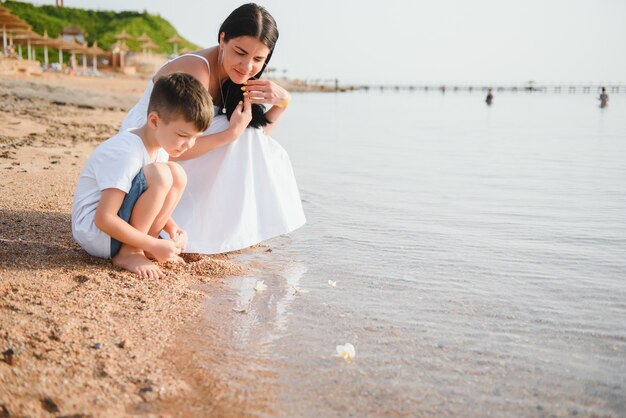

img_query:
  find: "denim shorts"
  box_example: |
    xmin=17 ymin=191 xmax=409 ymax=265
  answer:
xmin=110 ymin=168 xmax=147 ymax=258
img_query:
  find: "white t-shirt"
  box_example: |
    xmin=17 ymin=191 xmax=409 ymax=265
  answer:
xmin=71 ymin=130 xmax=168 ymax=258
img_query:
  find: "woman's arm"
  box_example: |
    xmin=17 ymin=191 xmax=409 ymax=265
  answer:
xmin=170 ymin=94 xmax=252 ymax=161
xmin=169 ymin=127 xmax=239 ymax=161
xmin=263 ymin=104 xmax=288 ymax=136
xmin=152 ymin=54 xmax=211 ymax=89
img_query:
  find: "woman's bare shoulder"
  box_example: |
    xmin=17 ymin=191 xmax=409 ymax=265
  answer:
xmin=152 ymin=47 xmax=215 ymax=87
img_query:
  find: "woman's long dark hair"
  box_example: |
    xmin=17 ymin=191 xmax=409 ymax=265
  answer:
xmin=219 ymin=3 xmax=279 ymax=128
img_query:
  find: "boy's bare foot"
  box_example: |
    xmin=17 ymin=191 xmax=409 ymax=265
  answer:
xmin=113 ymin=248 xmax=164 ymax=279
xmin=169 ymin=255 xmax=186 ymax=264
xmin=143 ymin=251 xmax=185 ymax=265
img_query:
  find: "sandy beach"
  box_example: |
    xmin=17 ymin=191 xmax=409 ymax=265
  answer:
xmin=0 ymin=71 xmax=249 ymax=417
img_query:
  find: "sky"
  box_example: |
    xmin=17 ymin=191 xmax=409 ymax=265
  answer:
xmin=15 ymin=0 xmax=626 ymax=84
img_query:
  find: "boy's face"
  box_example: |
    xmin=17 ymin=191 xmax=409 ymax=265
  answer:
xmin=152 ymin=114 xmax=203 ymax=157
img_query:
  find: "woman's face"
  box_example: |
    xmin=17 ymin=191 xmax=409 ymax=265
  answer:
xmin=220 ymin=34 xmax=271 ymax=84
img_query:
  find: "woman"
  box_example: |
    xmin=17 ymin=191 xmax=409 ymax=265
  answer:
xmin=121 ymin=3 xmax=305 ymax=254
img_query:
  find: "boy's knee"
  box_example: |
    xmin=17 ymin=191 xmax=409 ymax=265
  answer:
xmin=167 ymin=162 xmax=187 ymax=189
xmin=144 ymin=163 xmax=174 ymax=190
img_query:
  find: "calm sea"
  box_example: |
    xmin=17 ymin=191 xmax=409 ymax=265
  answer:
xmin=172 ymin=91 xmax=626 ymax=417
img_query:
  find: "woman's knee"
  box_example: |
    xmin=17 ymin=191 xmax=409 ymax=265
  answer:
xmin=143 ymin=163 xmax=174 ymax=190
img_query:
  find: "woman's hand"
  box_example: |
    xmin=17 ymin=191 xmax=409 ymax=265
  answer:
xmin=243 ymin=79 xmax=291 ymax=108
xmin=227 ymin=93 xmax=252 ymax=139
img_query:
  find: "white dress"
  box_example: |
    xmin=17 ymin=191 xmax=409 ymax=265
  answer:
xmin=120 ymin=54 xmax=306 ymax=254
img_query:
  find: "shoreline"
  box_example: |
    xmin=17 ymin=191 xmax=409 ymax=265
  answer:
xmin=0 ymin=73 xmax=250 ymax=416
xmin=0 ymin=66 xmax=352 ymax=94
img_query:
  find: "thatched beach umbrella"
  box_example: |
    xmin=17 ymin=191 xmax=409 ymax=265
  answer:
xmin=11 ymin=31 xmax=43 ymax=60
xmin=80 ymin=41 xmax=89 ymax=71
xmin=136 ymin=33 xmax=153 ymax=55
xmin=29 ymin=31 xmax=50 ymax=62
xmin=3 ymin=26 xmax=33 ymax=60
xmin=53 ymin=34 xmax=76 ymax=65
xmin=113 ymin=29 xmax=132 ymax=45
xmin=136 ymin=32 xmax=152 ymax=43
xmin=65 ymin=38 xmax=89 ymax=71
xmin=0 ymin=11 xmax=29 ymax=25
xmin=0 ymin=10 xmax=31 ymax=51
xmin=87 ymin=41 xmax=106 ymax=72
xmin=141 ymin=40 xmax=160 ymax=58
xmin=110 ymin=41 xmax=130 ymax=68
xmin=10 ymin=32 xmax=26 ymax=59
xmin=167 ymin=34 xmax=182 ymax=56
xmin=0 ymin=7 xmax=10 ymax=24
xmin=30 ymin=30 xmax=55 ymax=65
xmin=0 ymin=10 xmax=30 ymax=29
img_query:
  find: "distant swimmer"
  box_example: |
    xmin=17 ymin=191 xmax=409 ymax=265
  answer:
xmin=485 ymin=88 xmax=494 ymax=106
xmin=598 ymin=87 xmax=609 ymax=108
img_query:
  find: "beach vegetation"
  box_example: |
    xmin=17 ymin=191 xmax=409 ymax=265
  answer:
xmin=2 ymin=0 xmax=200 ymax=54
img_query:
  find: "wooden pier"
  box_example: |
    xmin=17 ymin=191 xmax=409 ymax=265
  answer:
xmin=304 ymin=80 xmax=625 ymax=94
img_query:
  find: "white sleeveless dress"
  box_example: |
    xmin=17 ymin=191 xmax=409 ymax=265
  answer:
xmin=120 ymin=54 xmax=306 ymax=254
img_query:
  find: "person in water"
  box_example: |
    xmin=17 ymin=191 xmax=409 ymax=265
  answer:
xmin=485 ymin=88 xmax=494 ymax=106
xmin=598 ymin=87 xmax=609 ymax=108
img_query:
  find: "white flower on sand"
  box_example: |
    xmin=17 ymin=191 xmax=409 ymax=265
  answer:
xmin=335 ymin=343 xmax=355 ymax=361
xmin=254 ymin=280 xmax=268 ymax=292
xmin=328 ymin=280 xmax=337 ymax=287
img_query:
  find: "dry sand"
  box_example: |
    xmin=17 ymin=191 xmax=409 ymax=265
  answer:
xmin=0 ymin=73 xmax=251 ymax=417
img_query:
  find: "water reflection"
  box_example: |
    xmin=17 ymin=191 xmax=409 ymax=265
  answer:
xmin=157 ymin=251 xmax=307 ymax=417
xmin=228 ymin=259 xmax=307 ymax=346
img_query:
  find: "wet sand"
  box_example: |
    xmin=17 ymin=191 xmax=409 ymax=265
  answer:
xmin=0 ymin=73 xmax=248 ymax=417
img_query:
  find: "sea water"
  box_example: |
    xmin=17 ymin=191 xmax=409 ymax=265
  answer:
xmin=175 ymin=91 xmax=626 ymax=417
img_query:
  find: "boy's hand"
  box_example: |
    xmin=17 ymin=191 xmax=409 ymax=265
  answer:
xmin=148 ymin=238 xmax=181 ymax=263
xmin=171 ymin=228 xmax=188 ymax=250
xmin=164 ymin=222 xmax=187 ymax=251
xmin=228 ymin=93 xmax=252 ymax=139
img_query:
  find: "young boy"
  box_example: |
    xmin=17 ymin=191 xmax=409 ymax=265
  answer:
xmin=72 ymin=72 xmax=213 ymax=279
